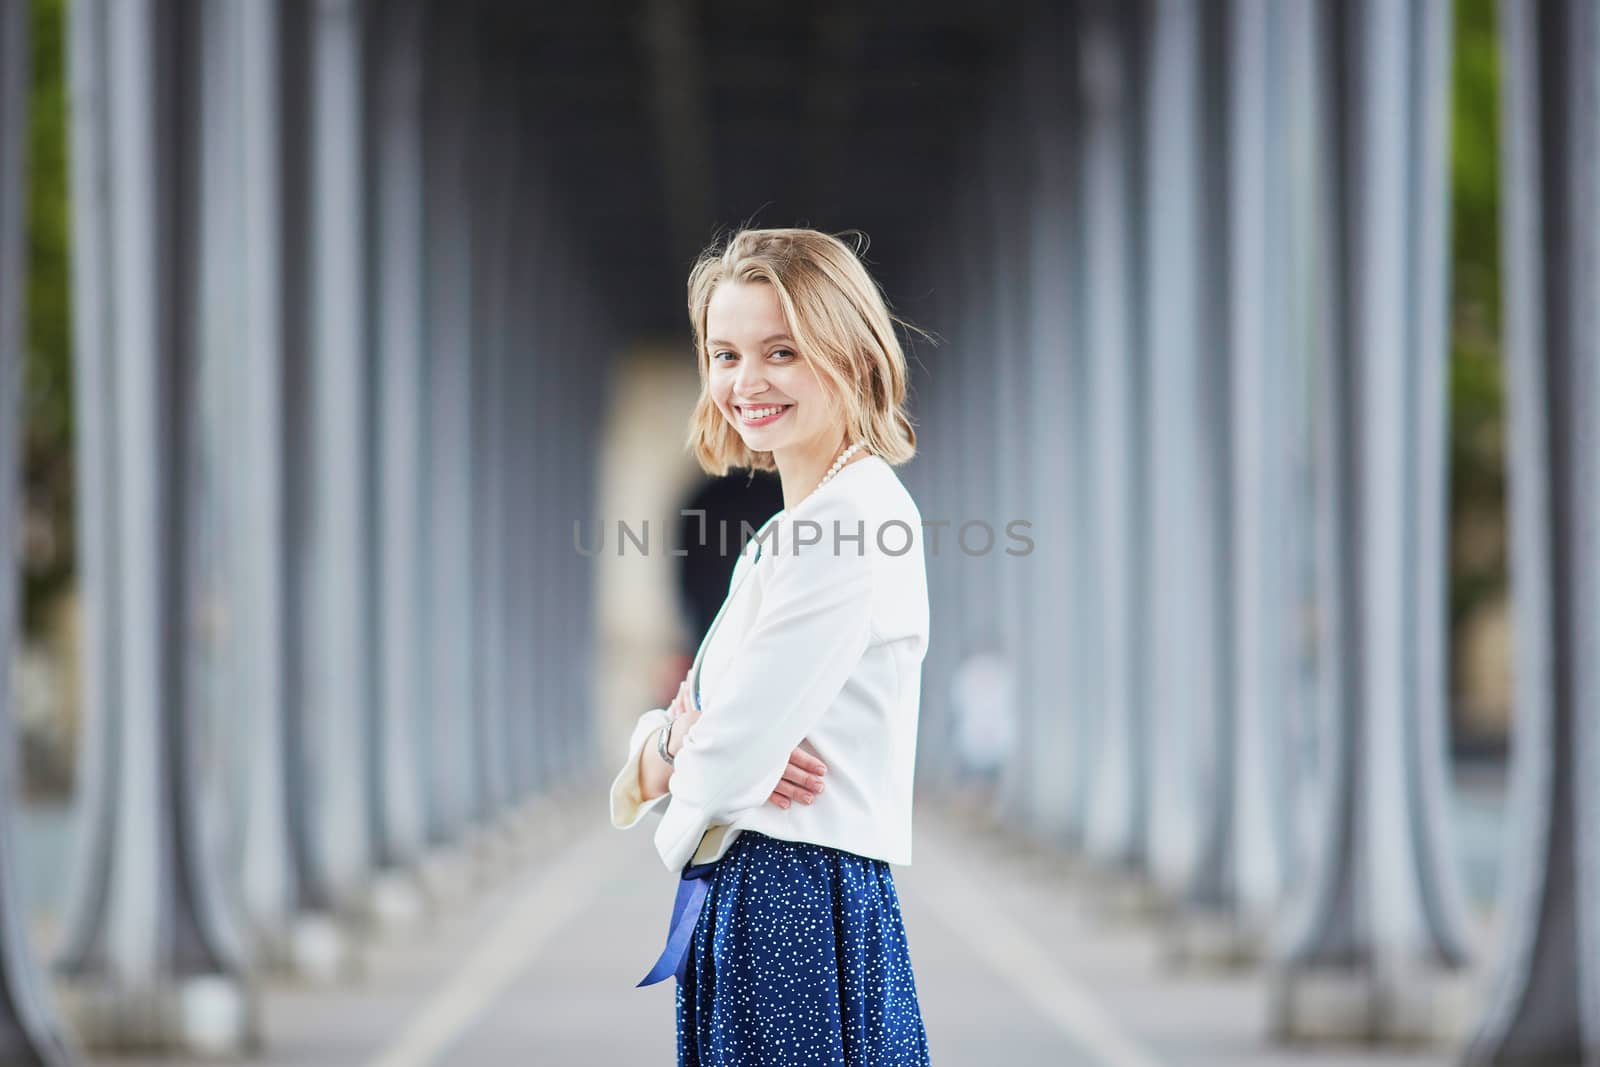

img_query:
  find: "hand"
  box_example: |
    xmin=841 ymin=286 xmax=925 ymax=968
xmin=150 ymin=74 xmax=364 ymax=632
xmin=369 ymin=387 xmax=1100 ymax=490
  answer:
xmin=766 ymin=748 xmax=827 ymax=810
xmin=665 ymin=677 xmax=826 ymax=808
xmin=665 ymin=678 xmax=701 ymax=759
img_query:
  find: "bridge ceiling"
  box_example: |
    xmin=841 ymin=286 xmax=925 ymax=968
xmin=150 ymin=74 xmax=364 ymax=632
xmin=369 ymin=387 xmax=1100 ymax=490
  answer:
xmin=475 ymin=0 xmax=1025 ymax=338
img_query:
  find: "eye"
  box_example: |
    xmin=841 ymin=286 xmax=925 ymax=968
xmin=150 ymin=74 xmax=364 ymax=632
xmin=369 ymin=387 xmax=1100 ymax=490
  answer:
xmin=711 ymin=349 xmax=735 ymax=363
xmin=770 ymin=349 xmax=796 ymax=360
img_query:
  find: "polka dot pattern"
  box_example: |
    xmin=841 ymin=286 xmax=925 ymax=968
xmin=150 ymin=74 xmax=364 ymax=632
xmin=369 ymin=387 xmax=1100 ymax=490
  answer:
xmin=674 ymin=831 xmax=932 ymax=1065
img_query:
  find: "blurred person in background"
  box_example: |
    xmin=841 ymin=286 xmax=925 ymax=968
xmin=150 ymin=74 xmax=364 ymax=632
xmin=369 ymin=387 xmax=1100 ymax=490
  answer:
xmin=948 ymin=634 xmax=1017 ymax=812
xmin=662 ymin=470 xmax=783 ymax=709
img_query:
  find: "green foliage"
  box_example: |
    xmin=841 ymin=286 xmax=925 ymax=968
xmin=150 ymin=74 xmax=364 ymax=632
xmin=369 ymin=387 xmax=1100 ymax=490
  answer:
xmin=1448 ymin=339 xmax=1505 ymax=629
xmin=1451 ymin=0 xmax=1500 ymax=336
xmin=1447 ymin=0 xmax=1506 ymax=671
xmin=23 ymin=0 xmax=74 ymax=634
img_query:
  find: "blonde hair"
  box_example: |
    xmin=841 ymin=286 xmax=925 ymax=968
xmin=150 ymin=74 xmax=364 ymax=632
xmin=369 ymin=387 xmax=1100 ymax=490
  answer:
xmin=685 ymin=227 xmax=924 ymax=476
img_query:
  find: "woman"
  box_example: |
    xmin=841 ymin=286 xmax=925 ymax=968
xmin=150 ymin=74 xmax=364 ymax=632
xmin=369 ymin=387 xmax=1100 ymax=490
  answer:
xmin=609 ymin=227 xmax=933 ymax=1066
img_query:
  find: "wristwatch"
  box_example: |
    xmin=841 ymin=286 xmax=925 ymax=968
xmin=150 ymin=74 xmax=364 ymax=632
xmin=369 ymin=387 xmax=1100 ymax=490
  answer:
xmin=657 ymin=719 xmax=676 ymax=765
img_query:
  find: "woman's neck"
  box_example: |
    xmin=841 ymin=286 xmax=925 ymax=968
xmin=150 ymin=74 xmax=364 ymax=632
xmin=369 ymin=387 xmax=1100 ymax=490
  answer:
xmin=774 ymin=434 xmax=864 ymax=512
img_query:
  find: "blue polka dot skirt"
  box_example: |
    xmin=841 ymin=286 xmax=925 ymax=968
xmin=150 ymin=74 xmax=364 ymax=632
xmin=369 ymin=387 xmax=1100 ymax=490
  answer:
xmin=674 ymin=831 xmax=933 ymax=1066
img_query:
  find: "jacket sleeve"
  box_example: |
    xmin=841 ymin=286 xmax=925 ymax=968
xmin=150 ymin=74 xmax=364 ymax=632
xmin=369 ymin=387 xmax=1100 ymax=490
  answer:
xmin=653 ymin=498 xmax=875 ymax=872
xmin=609 ymin=706 xmax=673 ymax=829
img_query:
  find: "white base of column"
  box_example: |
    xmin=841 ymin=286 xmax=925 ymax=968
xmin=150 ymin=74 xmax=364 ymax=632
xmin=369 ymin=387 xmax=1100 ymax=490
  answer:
xmin=58 ymin=974 xmax=261 ymax=1056
xmin=1082 ymin=866 xmax=1168 ymax=923
xmin=465 ymin=818 xmax=523 ymax=882
xmin=506 ymin=793 xmax=585 ymax=857
xmin=416 ymin=840 xmax=476 ymax=909
xmin=1268 ymin=962 xmax=1475 ymax=1045
xmin=942 ymin=778 xmax=1009 ymax=832
xmin=1164 ymin=910 xmax=1267 ymax=969
xmin=245 ymin=919 xmax=296 ymax=975
xmin=287 ymin=911 xmax=364 ymax=985
xmin=367 ymin=867 xmax=429 ymax=938
xmin=500 ymin=796 xmax=551 ymax=839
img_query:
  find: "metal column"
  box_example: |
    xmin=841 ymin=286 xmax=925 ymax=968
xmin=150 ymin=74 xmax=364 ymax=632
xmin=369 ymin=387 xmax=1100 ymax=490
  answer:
xmin=55 ymin=0 xmax=258 ymax=1051
xmin=368 ymin=0 xmax=429 ymax=922
xmin=1465 ymin=1 xmax=1600 ymax=1061
xmin=1272 ymin=0 xmax=1472 ymax=1040
xmin=420 ymin=12 xmax=479 ymax=845
xmin=0 ymin=0 xmax=78 ymax=1058
xmin=1017 ymin=0 xmax=1081 ymax=847
xmin=234 ymin=0 xmax=303 ymax=960
xmin=301 ymin=0 xmax=377 ymax=919
xmin=1139 ymin=0 xmax=1215 ymax=900
xmin=1079 ymin=1 xmax=1148 ymax=874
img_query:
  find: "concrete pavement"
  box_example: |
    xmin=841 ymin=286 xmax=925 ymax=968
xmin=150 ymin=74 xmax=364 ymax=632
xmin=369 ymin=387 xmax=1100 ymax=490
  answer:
xmin=64 ymin=776 xmax=1488 ymax=1066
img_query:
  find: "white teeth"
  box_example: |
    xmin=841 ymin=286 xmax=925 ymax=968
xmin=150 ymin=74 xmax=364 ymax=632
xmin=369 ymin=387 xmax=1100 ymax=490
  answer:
xmin=743 ymin=405 xmax=788 ymax=419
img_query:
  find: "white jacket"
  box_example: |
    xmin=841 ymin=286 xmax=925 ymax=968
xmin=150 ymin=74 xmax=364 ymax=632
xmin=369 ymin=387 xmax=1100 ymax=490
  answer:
xmin=608 ymin=454 xmax=930 ymax=873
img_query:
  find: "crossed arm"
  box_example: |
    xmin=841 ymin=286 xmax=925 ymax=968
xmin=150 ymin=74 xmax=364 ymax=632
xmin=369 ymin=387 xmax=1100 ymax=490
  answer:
xmin=608 ymin=502 xmax=876 ymax=872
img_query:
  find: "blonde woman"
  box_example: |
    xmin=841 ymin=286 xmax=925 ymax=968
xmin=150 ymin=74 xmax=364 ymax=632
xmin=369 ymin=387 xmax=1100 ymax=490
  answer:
xmin=610 ymin=227 xmax=933 ymax=1065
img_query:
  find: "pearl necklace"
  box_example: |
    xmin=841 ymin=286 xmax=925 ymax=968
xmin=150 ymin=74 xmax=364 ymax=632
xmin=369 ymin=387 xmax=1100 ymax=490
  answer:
xmin=796 ymin=441 xmax=867 ymax=511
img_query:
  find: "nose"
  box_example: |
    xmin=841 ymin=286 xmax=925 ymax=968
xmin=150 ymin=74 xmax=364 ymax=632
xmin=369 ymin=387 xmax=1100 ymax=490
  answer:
xmin=732 ymin=355 xmax=768 ymax=399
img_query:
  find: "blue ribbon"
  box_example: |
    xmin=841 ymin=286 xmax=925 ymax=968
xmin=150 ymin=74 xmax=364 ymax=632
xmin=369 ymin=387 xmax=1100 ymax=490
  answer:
xmin=639 ymin=552 xmax=736 ymax=988
xmin=637 ymin=857 xmax=720 ymax=987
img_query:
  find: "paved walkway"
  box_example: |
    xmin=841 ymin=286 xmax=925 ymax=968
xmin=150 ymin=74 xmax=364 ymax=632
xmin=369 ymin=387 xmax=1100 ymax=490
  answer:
xmin=84 ymin=775 xmax=1479 ymax=1066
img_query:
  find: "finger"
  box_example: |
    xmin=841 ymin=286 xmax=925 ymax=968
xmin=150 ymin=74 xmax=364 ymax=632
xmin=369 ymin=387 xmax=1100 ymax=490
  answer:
xmin=788 ymin=749 xmax=828 ymax=776
xmin=766 ymin=791 xmax=792 ymax=809
xmin=778 ymin=765 xmax=825 ymax=795
xmin=771 ymin=778 xmax=818 ymax=805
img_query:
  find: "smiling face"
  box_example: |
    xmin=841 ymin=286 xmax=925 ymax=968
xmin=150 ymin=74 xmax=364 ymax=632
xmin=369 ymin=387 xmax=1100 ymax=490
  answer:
xmin=705 ymin=280 xmax=844 ymax=457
